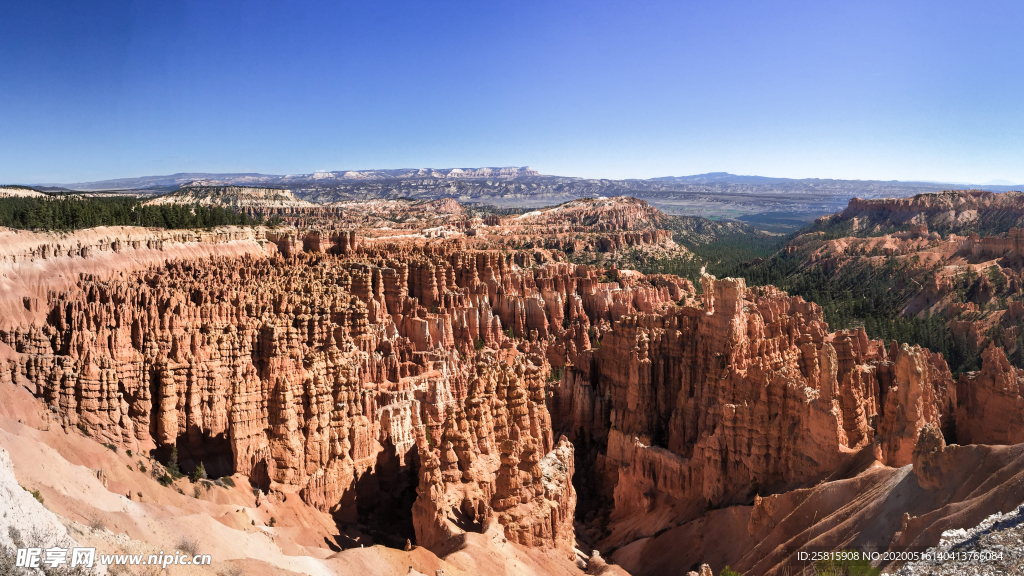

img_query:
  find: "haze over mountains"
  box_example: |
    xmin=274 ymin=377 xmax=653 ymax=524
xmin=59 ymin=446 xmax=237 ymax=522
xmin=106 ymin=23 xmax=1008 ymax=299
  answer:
xmin=42 ymin=167 xmax=542 ymax=191
xmin=41 ymin=168 xmax=1021 ymax=192
xmin=26 ymin=168 xmax=1022 ymax=227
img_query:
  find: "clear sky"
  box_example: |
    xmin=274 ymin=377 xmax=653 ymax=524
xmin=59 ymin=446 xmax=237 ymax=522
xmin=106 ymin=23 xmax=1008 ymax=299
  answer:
xmin=1 ymin=0 xmax=1022 ymax=184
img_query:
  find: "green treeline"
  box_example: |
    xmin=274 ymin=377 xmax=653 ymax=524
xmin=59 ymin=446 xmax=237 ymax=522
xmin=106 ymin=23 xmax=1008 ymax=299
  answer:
xmin=756 ymin=256 xmax=984 ymax=375
xmin=635 ymin=232 xmax=990 ymax=375
xmin=631 ymin=232 xmax=790 ymax=284
xmin=0 ymin=195 xmax=258 ymax=231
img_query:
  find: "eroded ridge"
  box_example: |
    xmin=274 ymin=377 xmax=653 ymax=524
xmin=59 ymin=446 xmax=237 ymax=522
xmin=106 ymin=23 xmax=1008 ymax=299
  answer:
xmin=555 ymin=273 xmax=960 ymax=544
xmin=0 ymin=237 xmax=690 ymax=553
xmin=3 ymin=222 xmax=1024 ymax=574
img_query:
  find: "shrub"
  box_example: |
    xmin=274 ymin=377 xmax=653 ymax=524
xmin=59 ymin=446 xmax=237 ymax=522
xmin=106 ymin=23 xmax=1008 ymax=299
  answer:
xmin=269 ymin=517 xmax=276 ymax=527
xmin=126 ymin=449 xmax=133 ymax=457
xmin=2 ymin=525 xmax=93 ymax=576
xmin=89 ymin=516 xmax=105 ymax=531
xmin=219 ymin=476 xmax=236 ymax=488
xmin=103 ymin=443 xmax=118 ymax=453
xmin=157 ymin=474 xmax=174 ymax=487
xmin=18 ymin=485 xmax=45 ymax=504
xmin=167 ymin=445 xmax=183 ymax=479
xmin=177 ymin=537 xmax=201 ymax=557
xmin=191 ymin=461 xmax=207 ymax=482
xmin=474 ymin=337 xmax=485 ymax=350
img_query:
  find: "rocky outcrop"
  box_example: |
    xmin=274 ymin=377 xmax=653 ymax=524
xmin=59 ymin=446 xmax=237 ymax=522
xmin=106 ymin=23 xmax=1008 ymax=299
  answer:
xmin=959 ymin=227 xmax=1024 ymax=259
xmin=0 ymin=446 xmax=86 ymax=564
xmin=251 ymin=205 xmax=347 ymax=227
xmin=877 ymin=344 xmax=955 ymax=467
xmin=0 ymin=185 xmax=47 ymax=198
xmin=265 ymin=229 xmax=361 ymax=256
xmin=511 ymin=197 xmax=670 ymax=232
xmin=912 ymin=423 xmax=948 ymax=490
xmin=491 ymin=435 xmax=576 ymax=550
xmin=0 ymin=226 xmax=276 ymax=330
xmin=145 ymin=185 xmax=317 ymax=209
xmin=481 ymin=198 xmax=680 ymax=256
xmin=956 ymin=344 xmax=1024 ymax=445
xmin=407 ymin=354 xmax=574 ymax=554
xmin=770 ymin=191 xmax=1024 ymax=379
xmin=895 ymin=501 xmax=1024 ymax=576
xmin=411 ymin=443 xmax=451 ymax=549
xmin=245 ymin=196 xmax=686 ymax=265
xmin=554 ymin=273 xmax=958 ymax=543
xmin=838 ymin=190 xmax=1024 ymax=234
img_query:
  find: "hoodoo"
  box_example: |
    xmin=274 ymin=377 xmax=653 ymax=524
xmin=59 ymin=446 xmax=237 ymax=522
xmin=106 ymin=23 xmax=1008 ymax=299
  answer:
xmin=3 ymin=192 xmax=1024 ymax=575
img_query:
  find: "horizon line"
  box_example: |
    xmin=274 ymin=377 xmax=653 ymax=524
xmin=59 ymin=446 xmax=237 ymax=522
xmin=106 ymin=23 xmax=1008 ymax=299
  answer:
xmin=12 ymin=167 xmax=1021 ymax=189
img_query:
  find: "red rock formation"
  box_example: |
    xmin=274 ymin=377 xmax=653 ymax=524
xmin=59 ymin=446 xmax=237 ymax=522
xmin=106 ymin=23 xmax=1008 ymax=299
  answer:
xmin=411 ymin=442 xmax=451 ymax=549
xmin=5 ymin=211 xmax=1024 ymax=574
xmin=554 ymin=273 xmax=957 ymax=544
xmin=839 ymin=190 xmax=1024 ymax=233
xmin=911 ymin=423 xmax=948 ymax=490
xmin=776 ymin=193 xmax=1024 ymax=370
xmin=877 ymin=344 xmax=955 ymax=466
xmin=1 ymin=233 xmax=622 ymax=555
xmin=956 ymin=343 xmax=1024 ymax=445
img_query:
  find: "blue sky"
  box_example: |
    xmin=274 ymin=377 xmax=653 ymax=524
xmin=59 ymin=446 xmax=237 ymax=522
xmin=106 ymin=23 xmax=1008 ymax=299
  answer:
xmin=1 ymin=0 xmax=1022 ymax=184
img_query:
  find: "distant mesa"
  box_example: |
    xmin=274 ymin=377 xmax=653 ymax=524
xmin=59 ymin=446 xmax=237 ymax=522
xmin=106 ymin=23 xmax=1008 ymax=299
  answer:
xmin=144 ymin=184 xmax=316 ymax=209
xmin=0 ymin=185 xmax=48 ymax=199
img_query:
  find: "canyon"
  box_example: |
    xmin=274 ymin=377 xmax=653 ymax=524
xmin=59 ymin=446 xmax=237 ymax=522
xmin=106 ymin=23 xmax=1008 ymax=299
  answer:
xmin=766 ymin=190 xmax=1024 ymax=374
xmin=2 ymin=192 xmax=1024 ymax=575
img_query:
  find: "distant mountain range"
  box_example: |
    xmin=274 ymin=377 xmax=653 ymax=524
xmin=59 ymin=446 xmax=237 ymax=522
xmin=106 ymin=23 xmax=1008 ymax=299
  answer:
xmin=652 ymin=172 xmax=1021 ymax=189
xmin=40 ymin=167 xmax=541 ymax=191
xmin=20 ymin=168 xmax=1023 ymax=219
xmin=37 ymin=169 xmax=1019 ymax=193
